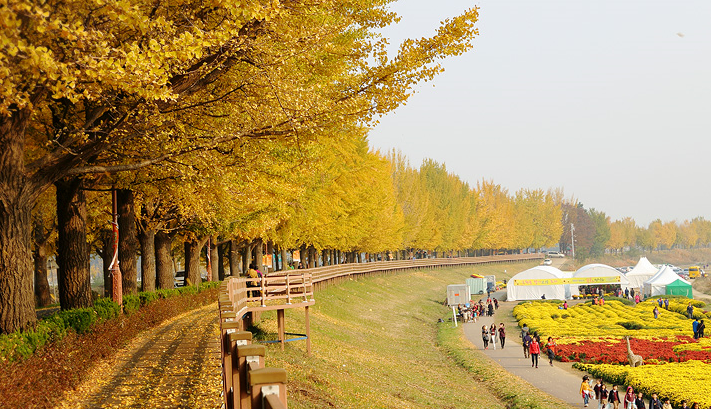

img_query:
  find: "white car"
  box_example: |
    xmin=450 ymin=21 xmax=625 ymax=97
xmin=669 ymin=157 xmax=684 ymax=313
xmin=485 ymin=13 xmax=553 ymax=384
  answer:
xmin=543 ymin=258 xmax=552 ymax=266
xmin=547 ymin=251 xmax=565 ymax=258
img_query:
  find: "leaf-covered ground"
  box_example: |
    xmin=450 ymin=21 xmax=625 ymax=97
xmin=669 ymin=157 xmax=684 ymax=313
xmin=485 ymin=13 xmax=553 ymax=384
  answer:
xmin=57 ymin=304 xmax=222 ymax=408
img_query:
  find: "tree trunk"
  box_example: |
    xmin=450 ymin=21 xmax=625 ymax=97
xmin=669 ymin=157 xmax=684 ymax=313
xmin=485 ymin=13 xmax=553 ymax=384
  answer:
xmin=0 ymin=109 xmax=37 ymax=334
xmin=229 ymin=240 xmax=241 ymax=276
xmin=117 ymin=189 xmax=138 ymax=295
xmin=185 ymin=237 xmax=207 ymax=286
xmin=33 ymin=215 xmax=52 ymax=307
xmin=55 ymin=178 xmax=92 ymax=310
xmin=210 ymin=237 xmax=219 ymax=281
xmin=138 ymin=228 xmax=156 ymax=292
xmin=299 ymin=244 xmax=307 ymax=267
xmin=242 ymin=242 xmax=252 ymax=273
xmin=101 ymin=230 xmax=112 ymax=297
xmin=255 ymin=238 xmax=264 ymax=273
xmin=217 ymin=242 xmax=226 ymax=280
xmin=281 ymin=247 xmax=288 ymax=270
xmin=155 ymin=231 xmax=174 ymax=290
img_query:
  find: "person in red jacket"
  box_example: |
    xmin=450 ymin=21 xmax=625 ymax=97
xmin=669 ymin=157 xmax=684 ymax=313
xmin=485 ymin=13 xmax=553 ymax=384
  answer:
xmin=529 ymin=337 xmax=541 ymax=368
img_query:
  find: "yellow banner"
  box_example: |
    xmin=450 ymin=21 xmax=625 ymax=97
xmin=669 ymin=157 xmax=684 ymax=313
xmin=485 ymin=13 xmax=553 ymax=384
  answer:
xmin=514 ymin=276 xmax=621 ymax=286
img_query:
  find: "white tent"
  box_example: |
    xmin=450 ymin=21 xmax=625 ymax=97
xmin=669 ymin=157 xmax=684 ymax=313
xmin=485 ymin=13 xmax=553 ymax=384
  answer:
xmin=507 ymin=266 xmax=568 ymax=301
xmin=626 ymin=257 xmax=658 ymax=290
xmin=573 ymin=264 xmax=631 ymax=291
xmin=644 ymin=265 xmax=691 ymax=297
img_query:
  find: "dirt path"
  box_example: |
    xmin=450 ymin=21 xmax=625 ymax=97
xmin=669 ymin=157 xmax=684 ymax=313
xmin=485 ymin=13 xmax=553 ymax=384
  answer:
xmin=57 ymin=304 xmax=222 ymax=409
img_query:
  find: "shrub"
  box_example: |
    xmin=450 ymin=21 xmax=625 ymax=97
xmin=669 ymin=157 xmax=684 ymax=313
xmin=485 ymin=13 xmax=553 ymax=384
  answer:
xmin=604 ymin=296 xmax=634 ymax=306
xmin=93 ymin=298 xmax=121 ymax=321
xmin=156 ymin=288 xmax=179 ymax=298
xmin=58 ymin=308 xmax=97 ymax=334
xmin=139 ymin=291 xmax=159 ymax=306
xmin=617 ymin=321 xmax=644 ymax=330
xmin=122 ymin=295 xmax=141 ymax=314
xmin=551 ymin=313 xmax=560 ymax=319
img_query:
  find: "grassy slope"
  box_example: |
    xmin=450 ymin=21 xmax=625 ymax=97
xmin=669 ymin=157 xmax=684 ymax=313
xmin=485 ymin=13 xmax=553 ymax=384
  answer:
xmin=253 ymin=262 xmax=571 ymax=409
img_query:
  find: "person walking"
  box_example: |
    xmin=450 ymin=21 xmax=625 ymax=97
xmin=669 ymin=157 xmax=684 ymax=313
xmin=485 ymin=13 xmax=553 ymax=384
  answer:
xmin=498 ymin=323 xmax=506 ymax=349
xmin=546 ymin=336 xmax=557 ymax=366
xmin=529 ymin=336 xmax=541 ymax=368
xmin=481 ymin=325 xmax=490 ymax=350
xmin=693 ymin=318 xmax=700 ymax=339
xmin=661 ymin=398 xmax=672 ymax=409
xmin=698 ymin=319 xmax=706 ymax=338
xmin=687 ymin=302 xmax=694 ymax=319
xmin=634 ymin=392 xmax=645 ymax=409
xmin=635 ymin=294 xmax=640 ymax=304
xmin=648 ymin=393 xmax=662 ymax=409
xmin=487 ymin=302 xmax=494 ymax=317
xmin=593 ymin=379 xmax=603 ymax=406
xmin=623 ymin=386 xmax=635 ymax=409
xmin=599 ymin=384 xmax=609 ymax=409
xmin=653 ymin=306 xmax=659 ymax=319
xmin=579 ymin=375 xmax=593 ymax=407
xmin=608 ymin=385 xmax=620 ymax=409
xmin=490 ymin=323 xmax=497 ymax=350
xmin=522 ymin=331 xmax=532 ymax=359
xmin=664 ymin=298 xmax=669 ymax=310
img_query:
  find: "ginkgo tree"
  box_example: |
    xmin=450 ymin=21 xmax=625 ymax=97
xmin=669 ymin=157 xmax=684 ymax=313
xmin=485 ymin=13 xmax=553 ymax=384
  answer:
xmin=0 ymin=0 xmax=481 ymax=333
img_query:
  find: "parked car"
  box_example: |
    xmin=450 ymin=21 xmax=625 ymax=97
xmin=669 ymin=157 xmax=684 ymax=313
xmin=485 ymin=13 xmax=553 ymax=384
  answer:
xmin=547 ymin=251 xmax=565 ymax=258
xmin=543 ymin=258 xmax=552 ymax=266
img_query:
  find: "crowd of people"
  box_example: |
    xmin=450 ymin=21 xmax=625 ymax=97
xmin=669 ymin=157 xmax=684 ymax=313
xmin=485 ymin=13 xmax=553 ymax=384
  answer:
xmin=457 ymin=296 xmax=499 ymax=323
xmin=581 ymin=375 xmax=707 ymax=409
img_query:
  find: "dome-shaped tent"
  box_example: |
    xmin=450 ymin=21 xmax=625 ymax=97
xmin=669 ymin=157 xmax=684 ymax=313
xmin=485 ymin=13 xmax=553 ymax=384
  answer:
xmin=507 ymin=266 xmax=568 ymax=301
xmin=644 ymin=265 xmax=691 ymax=297
xmin=626 ymin=257 xmax=658 ymax=290
xmin=573 ymin=264 xmax=630 ymax=290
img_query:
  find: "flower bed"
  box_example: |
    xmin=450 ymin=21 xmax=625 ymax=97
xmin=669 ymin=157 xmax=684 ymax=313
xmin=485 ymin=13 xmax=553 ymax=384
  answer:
xmin=555 ymin=336 xmax=711 ymax=364
xmin=574 ymin=361 xmax=711 ymax=407
xmin=513 ymin=299 xmax=705 ymax=339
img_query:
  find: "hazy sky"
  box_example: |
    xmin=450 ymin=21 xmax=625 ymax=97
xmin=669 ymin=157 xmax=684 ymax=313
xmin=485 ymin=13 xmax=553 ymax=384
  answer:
xmin=368 ymin=0 xmax=711 ymax=226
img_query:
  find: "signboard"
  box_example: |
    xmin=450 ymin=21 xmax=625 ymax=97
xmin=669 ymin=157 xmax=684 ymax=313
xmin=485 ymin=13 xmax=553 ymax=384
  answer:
xmin=263 ymin=254 xmax=273 ymax=269
xmin=292 ymin=250 xmax=301 ymax=262
xmin=513 ymin=276 xmax=621 ymax=286
xmin=446 ymin=284 xmax=470 ymax=306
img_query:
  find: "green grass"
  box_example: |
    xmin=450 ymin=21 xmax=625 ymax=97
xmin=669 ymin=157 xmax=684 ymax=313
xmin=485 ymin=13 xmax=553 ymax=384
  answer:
xmin=251 ymin=261 xmax=571 ymax=408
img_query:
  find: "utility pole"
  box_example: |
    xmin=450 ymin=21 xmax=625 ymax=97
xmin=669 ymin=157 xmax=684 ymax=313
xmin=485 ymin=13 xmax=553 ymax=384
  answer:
xmin=571 ymin=223 xmax=575 ymax=259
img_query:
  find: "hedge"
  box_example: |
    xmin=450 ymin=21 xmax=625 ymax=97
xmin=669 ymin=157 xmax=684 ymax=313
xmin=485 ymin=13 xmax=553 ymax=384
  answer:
xmin=0 ymin=281 xmax=220 ymax=362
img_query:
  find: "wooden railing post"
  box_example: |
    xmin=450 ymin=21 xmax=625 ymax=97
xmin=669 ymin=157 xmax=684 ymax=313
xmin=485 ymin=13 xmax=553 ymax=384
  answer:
xmin=285 ymin=274 xmax=291 ymax=305
xmin=249 ymin=367 xmax=288 ymax=409
xmin=229 ymin=331 xmax=253 ymax=409
xmin=237 ymin=344 xmax=266 ymax=408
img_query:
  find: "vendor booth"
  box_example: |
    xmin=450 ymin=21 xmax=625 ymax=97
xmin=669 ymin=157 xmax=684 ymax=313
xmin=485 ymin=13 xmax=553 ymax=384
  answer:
xmin=626 ymin=257 xmax=658 ymax=290
xmin=644 ymin=265 xmax=692 ymax=297
xmin=573 ymin=263 xmax=631 ymax=293
xmin=506 ymin=266 xmax=568 ymax=301
xmin=665 ymin=279 xmax=693 ymax=298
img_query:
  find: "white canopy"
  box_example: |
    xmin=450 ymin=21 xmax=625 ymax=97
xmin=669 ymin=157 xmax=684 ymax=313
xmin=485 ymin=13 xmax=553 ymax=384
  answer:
xmin=573 ymin=264 xmax=631 ymax=288
xmin=507 ymin=266 xmax=568 ymax=301
xmin=643 ymin=265 xmax=691 ymax=297
xmin=626 ymin=257 xmax=658 ymax=290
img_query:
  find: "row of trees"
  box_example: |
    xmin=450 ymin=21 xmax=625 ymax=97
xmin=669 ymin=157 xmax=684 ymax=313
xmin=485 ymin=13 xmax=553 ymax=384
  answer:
xmin=0 ymin=0 xmax=484 ymax=334
xmin=559 ymin=204 xmax=711 ymax=259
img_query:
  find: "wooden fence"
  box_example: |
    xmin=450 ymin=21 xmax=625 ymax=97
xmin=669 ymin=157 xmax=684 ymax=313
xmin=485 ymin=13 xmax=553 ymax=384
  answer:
xmin=217 ymin=252 xmax=543 ymax=408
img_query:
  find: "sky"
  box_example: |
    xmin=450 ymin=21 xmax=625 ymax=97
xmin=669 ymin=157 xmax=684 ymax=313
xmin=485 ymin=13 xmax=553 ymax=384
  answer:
xmin=367 ymin=0 xmax=711 ymax=226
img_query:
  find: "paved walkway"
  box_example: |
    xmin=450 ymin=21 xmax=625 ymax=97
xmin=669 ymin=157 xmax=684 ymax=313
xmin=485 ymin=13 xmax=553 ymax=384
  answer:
xmin=463 ymin=290 xmax=587 ymax=409
xmin=57 ymin=304 xmax=222 ymax=409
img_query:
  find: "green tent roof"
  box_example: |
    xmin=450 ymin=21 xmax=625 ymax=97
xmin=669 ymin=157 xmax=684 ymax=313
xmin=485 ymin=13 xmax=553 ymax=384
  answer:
xmin=665 ymin=278 xmax=693 ymax=298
